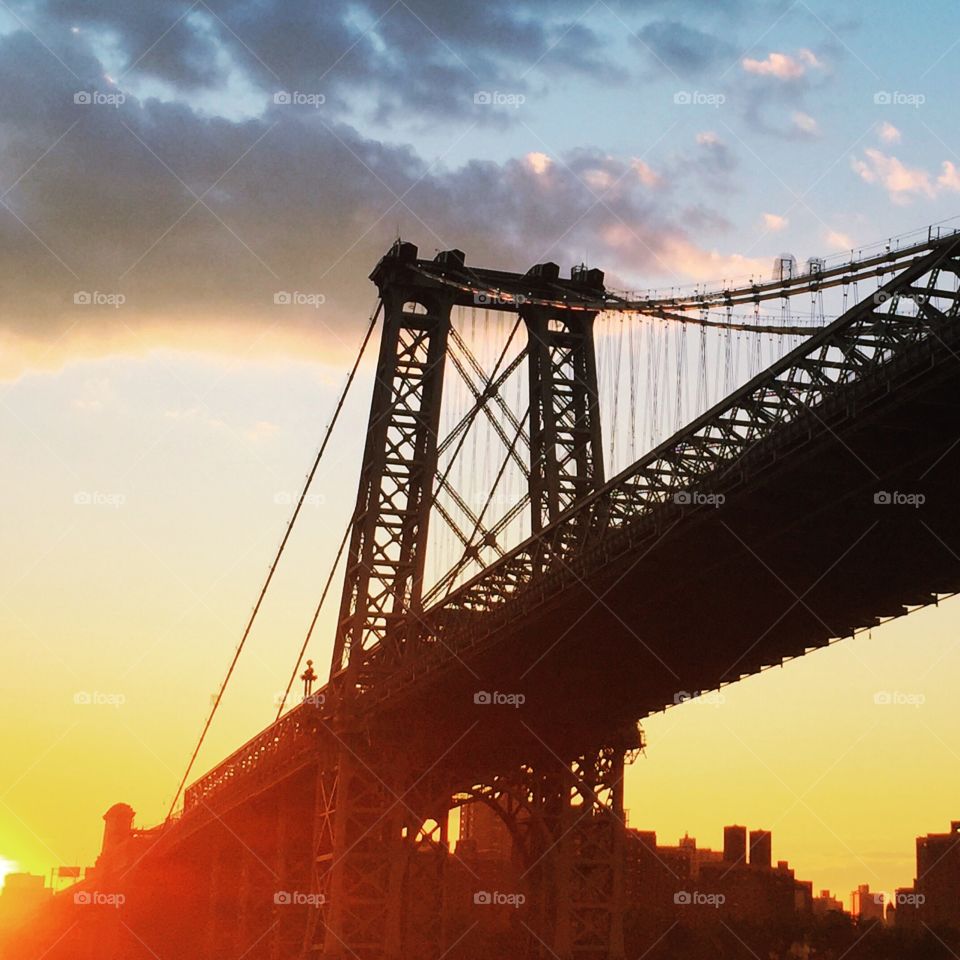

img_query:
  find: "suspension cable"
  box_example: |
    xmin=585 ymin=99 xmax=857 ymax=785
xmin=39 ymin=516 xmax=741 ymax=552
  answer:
xmin=273 ymin=520 xmax=351 ymax=721
xmin=165 ymin=302 xmax=381 ymax=820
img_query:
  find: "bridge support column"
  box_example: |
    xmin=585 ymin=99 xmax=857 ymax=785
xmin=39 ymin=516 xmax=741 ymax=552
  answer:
xmin=318 ymin=741 xmax=406 ymax=958
xmin=521 ymin=285 xmax=605 ymax=535
xmin=307 ymin=732 xmax=452 ymax=960
xmin=482 ymin=732 xmax=636 ymax=960
xmin=330 ymin=242 xmax=457 ymax=679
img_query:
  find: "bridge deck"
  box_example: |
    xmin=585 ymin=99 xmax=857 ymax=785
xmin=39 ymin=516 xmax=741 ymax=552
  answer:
xmin=183 ymin=236 xmax=960 ymax=810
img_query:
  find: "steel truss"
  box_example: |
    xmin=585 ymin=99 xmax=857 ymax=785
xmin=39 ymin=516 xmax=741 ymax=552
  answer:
xmin=358 ymin=235 xmax=960 ymax=699
xmin=461 ymin=728 xmax=641 ymax=959
xmin=330 ymin=244 xmax=455 ymax=679
xmin=524 ymin=302 xmax=605 ymax=534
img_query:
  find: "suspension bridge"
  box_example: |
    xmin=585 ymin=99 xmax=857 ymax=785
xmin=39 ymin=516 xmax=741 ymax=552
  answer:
xmin=19 ymin=219 xmax=960 ymax=959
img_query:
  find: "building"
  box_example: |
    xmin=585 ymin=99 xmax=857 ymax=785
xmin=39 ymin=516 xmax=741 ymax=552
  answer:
xmin=851 ymin=884 xmax=884 ymax=923
xmin=896 ymin=820 xmax=960 ymax=931
xmin=812 ymin=889 xmax=845 ymax=916
xmin=916 ymin=820 xmax=960 ymax=929
xmin=624 ymin=825 xmax=812 ymax=928
xmin=458 ymin=801 xmax=512 ymax=862
xmin=723 ymin=825 xmax=747 ymax=866
xmin=0 ymin=874 xmax=51 ymax=928
xmin=749 ymin=830 xmax=772 ymax=870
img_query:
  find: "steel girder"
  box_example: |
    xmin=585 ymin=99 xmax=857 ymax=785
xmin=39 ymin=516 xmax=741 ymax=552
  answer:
xmin=524 ymin=306 xmax=606 ymax=535
xmin=354 ymin=237 xmax=960 ymax=695
xmin=330 ymin=246 xmax=455 ymax=679
xmin=458 ymin=731 xmax=638 ymax=960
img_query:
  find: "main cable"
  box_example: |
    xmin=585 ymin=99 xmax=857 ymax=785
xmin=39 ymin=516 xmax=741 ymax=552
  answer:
xmin=165 ymin=302 xmax=381 ymax=820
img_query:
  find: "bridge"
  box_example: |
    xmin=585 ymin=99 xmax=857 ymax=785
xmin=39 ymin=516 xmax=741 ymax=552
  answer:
xmin=18 ymin=222 xmax=960 ymax=960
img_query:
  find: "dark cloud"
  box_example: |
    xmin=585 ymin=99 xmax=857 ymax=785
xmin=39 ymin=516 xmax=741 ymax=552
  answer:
xmin=22 ymin=0 xmax=623 ymax=124
xmin=634 ymin=20 xmax=737 ymax=77
xmin=0 ymin=23 xmax=719 ymax=372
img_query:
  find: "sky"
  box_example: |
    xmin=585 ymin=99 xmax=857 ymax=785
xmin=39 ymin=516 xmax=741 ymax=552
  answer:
xmin=1 ymin=0 xmax=960 ymax=911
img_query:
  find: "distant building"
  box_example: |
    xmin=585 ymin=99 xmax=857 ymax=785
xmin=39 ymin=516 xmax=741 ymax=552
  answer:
xmin=851 ymin=884 xmax=884 ymax=923
xmin=917 ymin=820 xmax=960 ymax=929
xmin=896 ymin=820 xmax=960 ymax=931
xmin=812 ymin=889 xmax=845 ymax=916
xmin=0 ymin=874 xmax=51 ymax=929
xmin=749 ymin=830 xmax=772 ymax=869
xmin=723 ymin=825 xmax=747 ymax=866
xmin=458 ymin=801 xmax=512 ymax=862
xmin=625 ymin=825 xmax=811 ymax=928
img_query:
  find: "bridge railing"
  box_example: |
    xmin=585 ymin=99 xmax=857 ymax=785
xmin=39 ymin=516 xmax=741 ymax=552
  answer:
xmin=183 ymin=695 xmax=330 ymax=811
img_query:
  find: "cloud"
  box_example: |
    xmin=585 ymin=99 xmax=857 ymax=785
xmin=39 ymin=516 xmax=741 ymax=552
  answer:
xmin=762 ymin=213 xmax=788 ymax=232
xmin=634 ymin=20 xmax=736 ymax=77
xmin=653 ymin=237 xmax=768 ymax=283
xmin=631 ymin=159 xmax=661 ymax=187
xmin=937 ymin=161 xmax=960 ymax=192
xmin=27 ymin=0 xmax=623 ymax=126
xmin=526 ymin=152 xmax=552 ymax=175
xmin=792 ymin=111 xmax=819 ymax=136
xmin=877 ymin=121 xmax=901 ymax=144
xmin=850 ymin=149 xmax=935 ymax=204
xmin=0 ymin=27 xmax=759 ymax=378
xmin=825 ymin=230 xmax=853 ymax=250
xmin=742 ymin=48 xmax=823 ymax=80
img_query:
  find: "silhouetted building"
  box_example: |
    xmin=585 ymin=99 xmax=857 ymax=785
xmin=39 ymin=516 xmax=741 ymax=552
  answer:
xmin=749 ymin=829 xmax=772 ymax=869
xmin=624 ymin=826 xmax=812 ymax=929
xmin=917 ymin=820 xmax=960 ymax=929
xmin=851 ymin=884 xmax=884 ymax=922
xmin=0 ymin=874 xmax=51 ymax=927
xmin=812 ymin=889 xmax=845 ymax=916
xmin=723 ymin=825 xmax=747 ymax=866
xmin=896 ymin=820 xmax=960 ymax=931
xmin=458 ymin=801 xmax=512 ymax=861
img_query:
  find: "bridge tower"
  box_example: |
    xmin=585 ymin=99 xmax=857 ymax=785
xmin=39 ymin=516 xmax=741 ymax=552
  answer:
xmin=314 ymin=241 xmax=458 ymax=958
xmin=522 ymin=262 xmax=606 ymax=532
xmin=330 ymin=240 xmax=457 ymax=681
xmin=311 ymin=241 xmax=624 ymax=960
